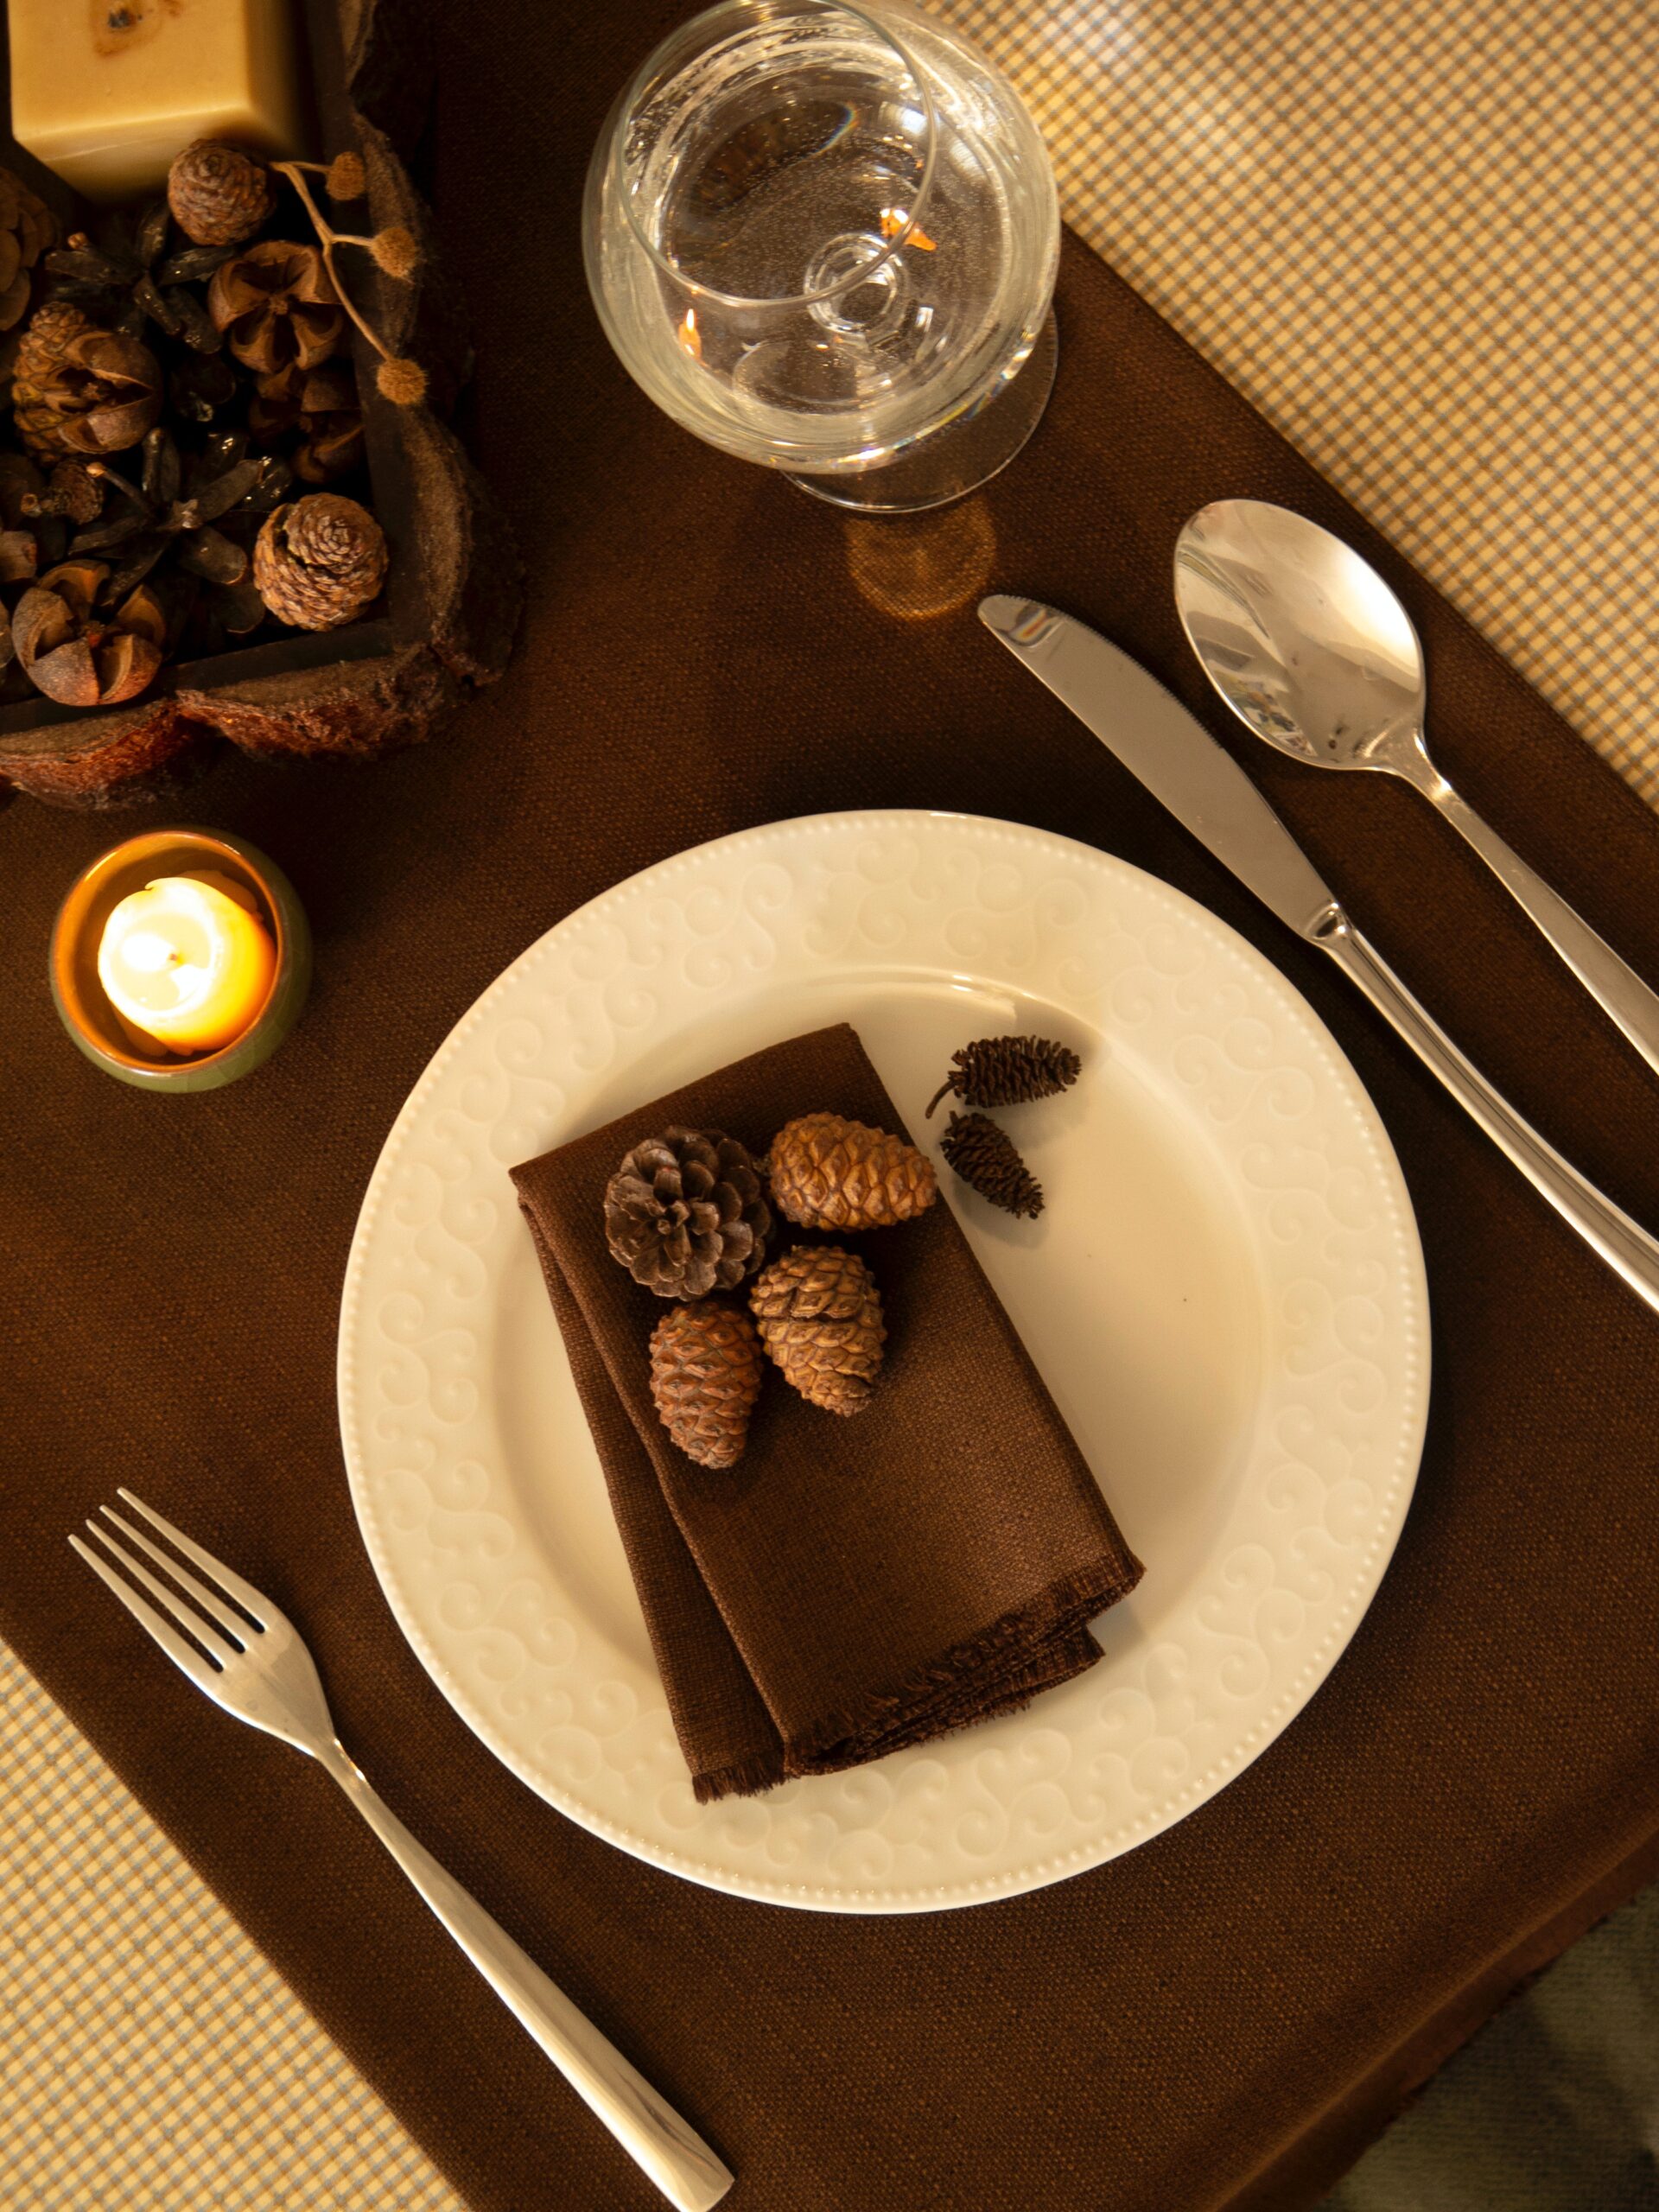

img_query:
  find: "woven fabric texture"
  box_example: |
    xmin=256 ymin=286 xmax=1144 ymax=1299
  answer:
xmin=937 ymin=0 xmax=1659 ymax=803
xmin=0 ymin=1638 xmax=466 ymax=2212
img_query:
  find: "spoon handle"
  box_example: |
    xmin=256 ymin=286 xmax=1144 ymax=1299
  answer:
xmin=1313 ymin=909 xmax=1659 ymax=1317
xmin=1424 ymin=779 xmax=1659 ymax=1085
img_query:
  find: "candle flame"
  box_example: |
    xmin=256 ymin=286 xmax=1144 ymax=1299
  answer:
xmin=677 ymin=307 xmax=702 ymax=361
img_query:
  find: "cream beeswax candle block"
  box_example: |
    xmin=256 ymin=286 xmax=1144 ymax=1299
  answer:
xmin=10 ymin=0 xmax=305 ymax=200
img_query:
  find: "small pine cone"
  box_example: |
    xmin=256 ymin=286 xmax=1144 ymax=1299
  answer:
xmin=926 ymin=1034 xmax=1082 ymax=1117
xmin=767 ymin=1111 xmax=936 ymax=1231
xmin=167 ymin=140 xmax=276 ymax=247
xmin=939 ymin=1112 xmax=1044 ymax=1219
xmin=253 ymin=493 xmax=387 ymax=629
xmin=750 ymin=1246 xmax=886 ymax=1414
xmin=605 ymin=1127 xmax=772 ymax=1300
xmin=649 ymin=1304 xmax=765 ymax=1469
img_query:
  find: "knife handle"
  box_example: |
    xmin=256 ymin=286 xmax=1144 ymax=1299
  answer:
xmin=1313 ymin=906 xmax=1659 ymax=1319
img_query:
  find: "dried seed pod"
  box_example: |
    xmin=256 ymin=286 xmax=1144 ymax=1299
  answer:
xmin=12 ymin=558 xmax=164 ymax=707
xmin=767 ymin=1111 xmax=937 ymax=1231
xmin=926 ymin=1034 xmax=1082 ymax=1117
xmin=648 ymin=1303 xmax=766 ymax=1468
xmin=12 ymin=302 xmax=162 ymax=461
xmin=750 ymin=1245 xmax=887 ymax=1414
xmin=605 ymin=1127 xmax=772 ymax=1300
xmin=207 ymin=240 xmax=343 ymax=376
xmin=249 ymin=360 xmax=364 ymax=483
xmin=252 ymin=493 xmax=386 ymax=629
xmin=938 ymin=1112 xmax=1044 ymax=1219
xmin=0 ymin=164 xmax=55 ymax=328
xmin=167 ymin=141 xmax=276 ymax=247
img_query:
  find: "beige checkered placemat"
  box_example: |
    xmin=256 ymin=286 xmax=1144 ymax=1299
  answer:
xmin=940 ymin=0 xmax=1659 ymax=804
xmin=6 ymin=2 xmax=1656 ymax=2205
xmin=0 ymin=1641 xmax=467 ymax=2211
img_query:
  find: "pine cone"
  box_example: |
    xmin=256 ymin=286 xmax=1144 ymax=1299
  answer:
xmin=926 ymin=1034 xmax=1082 ymax=1117
xmin=938 ymin=1112 xmax=1043 ymax=1219
xmin=605 ymin=1127 xmax=772 ymax=1300
xmin=12 ymin=558 xmax=165 ymax=707
xmin=751 ymin=1246 xmax=886 ymax=1414
xmin=767 ymin=1112 xmax=937 ymax=1231
xmin=253 ymin=493 xmax=386 ymax=629
xmin=207 ymin=241 xmax=343 ymax=376
xmin=168 ymin=141 xmax=276 ymax=247
xmin=13 ymin=302 xmax=162 ymax=461
xmin=648 ymin=1303 xmax=765 ymax=1468
xmin=0 ymin=165 xmax=55 ymax=330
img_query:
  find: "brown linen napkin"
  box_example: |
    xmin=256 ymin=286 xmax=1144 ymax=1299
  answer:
xmin=510 ymin=1021 xmax=1142 ymax=1800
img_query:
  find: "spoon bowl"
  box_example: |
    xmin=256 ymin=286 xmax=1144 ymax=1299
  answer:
xmin=1173 ymin=496 xmax=1659 ymax=1085
xmin=1175 ymin=499 xmax=1433 ymax=780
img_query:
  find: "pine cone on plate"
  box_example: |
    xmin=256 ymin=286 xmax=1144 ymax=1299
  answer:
xmin=13 ymin=302 xmax=162 ymax=460
xmin=605 ymin=1127 xmax=772 ymax=1300
xmin=167 ymin=140 xmax=276 ymax=247
xmin=926 ymin=1034 xmax=1082 ymax=1117
xmin=0 ymin=165 xmax=54 ymax=330
xmin=766 ymin=1112 xmax=936 ymax=1231
xmin=938 ymin=1111 xmax=1044 ymax=1219
xmin=11 ymin=557 xmax=166 ymax=706
xmin=648 ymin=1303 xmax=766 ymax=1468
xmin=253 ymin=493 xmax=386 ymax=629
xmin=750 ymin=1245 xmax=886 ymax=1414
xmin=207 ymin=241 xmax=343 ymax=376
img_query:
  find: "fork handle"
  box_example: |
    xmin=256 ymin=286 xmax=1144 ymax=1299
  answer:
xmin=316 ymin=1742 xmax=734 ymax=2211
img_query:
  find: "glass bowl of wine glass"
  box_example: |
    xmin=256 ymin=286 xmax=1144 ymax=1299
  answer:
xmin=583 ymin=0 xmax=1060 ymax=513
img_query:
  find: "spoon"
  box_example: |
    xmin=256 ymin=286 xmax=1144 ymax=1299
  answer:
xmin=1173 ymin=498 xmax=1659 ymax=1084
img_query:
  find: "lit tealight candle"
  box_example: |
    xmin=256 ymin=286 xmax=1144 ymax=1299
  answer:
xmin=97 ymin=873 xmax=276 ymax=1056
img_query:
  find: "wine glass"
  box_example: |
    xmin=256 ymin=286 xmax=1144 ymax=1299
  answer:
xmin=582 ymin=0 xmax=1060 ymax=513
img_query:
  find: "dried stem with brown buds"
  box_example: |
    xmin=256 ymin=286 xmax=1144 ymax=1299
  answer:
xmin=270 ymin=159 xmax=427 ymax=408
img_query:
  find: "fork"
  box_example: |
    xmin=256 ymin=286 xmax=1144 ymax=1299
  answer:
xmin=70 ymin=1489 xmax=734 ymax=2212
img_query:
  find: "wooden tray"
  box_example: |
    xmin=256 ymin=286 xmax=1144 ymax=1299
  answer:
xmin=0 ymin=0 xmax=520 ymax=810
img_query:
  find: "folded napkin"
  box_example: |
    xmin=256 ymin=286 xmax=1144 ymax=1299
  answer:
xmin=511 ymin=1021 xmax=1142 ymax=1801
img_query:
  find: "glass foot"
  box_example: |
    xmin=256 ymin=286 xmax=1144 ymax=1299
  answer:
xmin=786 ymin=310 xmax=1058 ymax=515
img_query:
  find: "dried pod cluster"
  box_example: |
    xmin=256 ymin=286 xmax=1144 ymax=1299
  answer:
xmin=0 ymin=139 xmax=422 ymax=712
xmin=925 ymin=1034 xmax=1084 ymax=1219
xmin=607 ymin=1108 xmax=938 ymax=1467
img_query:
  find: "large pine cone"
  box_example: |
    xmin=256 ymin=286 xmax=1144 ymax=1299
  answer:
xmin=767 ymin=1111 xmax=936 ymax=1231
xmin=253 ymin=494 xmax=387 ymax=630
xmin=648 ymin=1303 xmax=765 ymax=1468
xmin=926 ymin=1034 xmax=1082 ymax=1117
xmin=168 ymin=140 xmax=276 ymax=247
xmin=0 ymin=166 xmax=54 ymax=330
xmin=605 ymin=1127 xmax=772 ymax=1300
xmin=13 ymin=302 xmax=162 ymax=461
xmin=750 ymin=1246 xmax=886 ymax=1414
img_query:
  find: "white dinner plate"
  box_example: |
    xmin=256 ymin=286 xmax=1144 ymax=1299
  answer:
xmin=339 ymin=810 xmax=1429 ymax=1912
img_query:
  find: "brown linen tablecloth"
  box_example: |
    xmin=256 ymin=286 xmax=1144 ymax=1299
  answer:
xmin=4 ymin=2 xmax=1659 ymax=2207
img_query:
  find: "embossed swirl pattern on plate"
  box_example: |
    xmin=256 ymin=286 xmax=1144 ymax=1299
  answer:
xmin=339 ymin=812 xmax=1428 ymax=1911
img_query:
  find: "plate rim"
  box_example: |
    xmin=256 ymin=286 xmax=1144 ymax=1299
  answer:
xmin=338 ymin=807 xmax=1431 ymax=1911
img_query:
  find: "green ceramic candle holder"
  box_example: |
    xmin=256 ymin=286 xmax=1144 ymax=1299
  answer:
xmin=50 ymin=827 xmax=312 ymax=1092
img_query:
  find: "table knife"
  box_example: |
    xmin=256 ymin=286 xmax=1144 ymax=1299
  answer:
xmin=979 ymin=593 xmax=1659 ymax=1322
